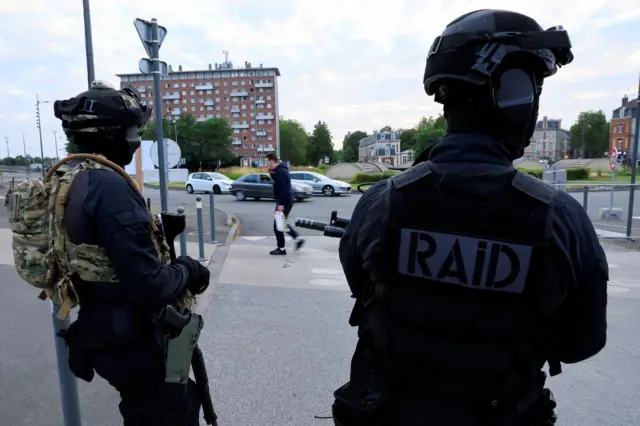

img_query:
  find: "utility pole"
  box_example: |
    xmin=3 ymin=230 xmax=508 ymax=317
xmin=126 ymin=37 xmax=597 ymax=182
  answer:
xmin=626 ymin=72 xmax=640 ymax=237
xmin=36 ymin=94 xmax=48 ymax=177
xmin=5 ymin=136 xmax=10 ymax=166
xmin=83 ymin=0 xmax=95 ymax=88
xmin=53 ymin=130 xmax=60 ymax=162
xmin=22 ymin=133 xmax=30 ymax=177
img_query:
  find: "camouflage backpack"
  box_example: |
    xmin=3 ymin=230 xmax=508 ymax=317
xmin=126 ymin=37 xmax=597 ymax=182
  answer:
xmin=6 ymin=153 xmax=172 ymax=320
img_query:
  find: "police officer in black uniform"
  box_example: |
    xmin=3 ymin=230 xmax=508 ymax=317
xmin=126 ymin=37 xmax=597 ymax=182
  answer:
xmin=333 ymin=9 xmax=608 ymax=426
xmin=53 ymin=81 xmax=211 ymax=426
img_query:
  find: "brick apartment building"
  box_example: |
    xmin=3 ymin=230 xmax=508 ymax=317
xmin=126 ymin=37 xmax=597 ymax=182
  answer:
xmin=117 ymin=58 xmax=281 ymax=167
xmin=610 ymin=95 xmax=638 ymax=162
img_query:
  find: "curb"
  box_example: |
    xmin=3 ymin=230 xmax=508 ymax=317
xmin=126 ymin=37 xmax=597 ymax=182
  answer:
xmin=193 ymin=210 xmax=241 ymax=318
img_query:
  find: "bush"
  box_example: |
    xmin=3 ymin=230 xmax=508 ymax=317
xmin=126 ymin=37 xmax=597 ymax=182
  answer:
xmin=350 ymin=171 xmax=397 ymax=184
xmin=218 ymin=167 xmax=264 ymax=180
xmin=566 ymin=167 xmax=590 ymax=181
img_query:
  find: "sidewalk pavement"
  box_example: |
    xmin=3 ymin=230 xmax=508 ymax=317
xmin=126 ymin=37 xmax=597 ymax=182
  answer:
xmin=2 ymin=229 xmax=639 ymax=425
xmin=0 ymin=213 xmax=238 ymax=426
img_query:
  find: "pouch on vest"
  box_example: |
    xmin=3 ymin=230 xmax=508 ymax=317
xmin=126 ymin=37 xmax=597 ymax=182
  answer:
xmin=6 ymin=153 xmax=152 ymax=320
xmin=164 ymin=311 xmax=204 ymax=384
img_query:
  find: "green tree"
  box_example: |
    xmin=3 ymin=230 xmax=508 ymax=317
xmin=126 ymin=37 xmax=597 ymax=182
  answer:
xmin=279 ymin=118 xmax=309 ymax=165
xmin=191 ymin=117 xmax=233 ymax=167
xmin=412 ymin=114 xmax=447 ymax=155
xmin=379 ymin=125 xmax=393 ymax=132
xmin=307 ymin=121 xmax=334 ymax=164
xmin=400 ymin=128 xmax=417 ymax=151
xmin=570 ymin=110 xmax=610 ymax=158
xmin=65 ymin=133 xmax=79 ymax=154
xmin=342 ymin=130 xmax=368 ymax=163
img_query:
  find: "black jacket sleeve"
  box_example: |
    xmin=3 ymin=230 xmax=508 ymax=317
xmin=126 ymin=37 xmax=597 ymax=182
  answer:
xmin=273 ymin=166 xmax=291 ymax=206
xmin=84 ymin=170 xmax=189 ymax=313
xmin=339 ymin=181 xmax=387 ymax=303
xmin=550 ymin=191 xmax=608 ymax=363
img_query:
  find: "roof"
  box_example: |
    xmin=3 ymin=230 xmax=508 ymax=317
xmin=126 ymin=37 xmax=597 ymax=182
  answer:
xmin=613 ymin=97 xmax=638 ymax=112
xmin=116 ymin=65 xmax=281 ymax=78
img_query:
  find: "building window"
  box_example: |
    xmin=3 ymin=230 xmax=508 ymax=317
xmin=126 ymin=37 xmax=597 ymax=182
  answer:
xmin=617 ymin=139 xmax=622 ymax=149
xmin=618 ymin=124 xmax=623 ymax=133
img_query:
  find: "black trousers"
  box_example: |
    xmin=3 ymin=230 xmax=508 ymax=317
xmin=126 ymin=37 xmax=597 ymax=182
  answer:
xmin=118 ymin=379 xmax=202 ymax=426
xmin=273 ymin=201 xmax=299 ymax=248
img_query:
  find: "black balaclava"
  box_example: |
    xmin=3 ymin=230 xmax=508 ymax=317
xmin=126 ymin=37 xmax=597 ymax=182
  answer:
xmin=442 ymin=79 xmax=540 ymax=161
xmin=73 ymin=129 xmax=140 ymax=168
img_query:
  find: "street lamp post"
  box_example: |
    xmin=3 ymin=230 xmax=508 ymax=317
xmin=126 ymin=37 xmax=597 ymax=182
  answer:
xmin=36 ymin=94 xmax=49 ymax=177
xmin=53 ymin=130 xmax=60 ymax=162
xmin=22 ymin=133 xmax=30 ymax=177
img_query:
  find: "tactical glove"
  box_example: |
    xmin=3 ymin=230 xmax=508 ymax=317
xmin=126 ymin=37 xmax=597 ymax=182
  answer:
xmin=175 ymin=255 xmax=211 ymax=295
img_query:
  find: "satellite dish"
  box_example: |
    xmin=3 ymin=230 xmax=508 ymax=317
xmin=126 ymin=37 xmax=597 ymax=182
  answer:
xmin=150 ymin=139 xmax=182 ymax=169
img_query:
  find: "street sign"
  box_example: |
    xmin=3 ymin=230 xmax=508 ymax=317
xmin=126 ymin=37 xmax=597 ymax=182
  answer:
xmin=134 ymin=18 xmax=167 ymax=58
xmin=138 ymin=58 xmax=168 ymax=76
xmin=610 ymin=148 xmax=618 ymax=172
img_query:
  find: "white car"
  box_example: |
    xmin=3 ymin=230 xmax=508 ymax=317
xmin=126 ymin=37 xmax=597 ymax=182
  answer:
xmin=289 ymin=171 xmax=352 ymax=196
xmin=185 ymin=172 xmax=234 ymax=194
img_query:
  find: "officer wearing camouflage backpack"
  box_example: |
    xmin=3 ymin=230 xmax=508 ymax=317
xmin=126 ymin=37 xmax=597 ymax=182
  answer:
xmin=8 ymin=81 xmax=210 ymax=425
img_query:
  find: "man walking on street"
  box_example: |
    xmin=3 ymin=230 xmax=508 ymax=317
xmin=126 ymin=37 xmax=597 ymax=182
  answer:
xmin=266 ymin=153 xmax=304 ymax=255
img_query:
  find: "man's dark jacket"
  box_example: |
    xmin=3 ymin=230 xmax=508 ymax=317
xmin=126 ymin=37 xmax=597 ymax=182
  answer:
xmin=271 ymin=163 xmax=294 ymax=206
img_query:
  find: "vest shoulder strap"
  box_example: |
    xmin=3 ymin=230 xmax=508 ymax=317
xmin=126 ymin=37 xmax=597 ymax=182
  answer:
xmin=390 ymin=161 xmax=432 ymax=189
xmin=511 ymin=172 xmax=556 ymax=205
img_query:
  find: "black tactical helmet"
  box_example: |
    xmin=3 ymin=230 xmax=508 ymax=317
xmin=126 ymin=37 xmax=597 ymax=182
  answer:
xmin=423 ymin=9 xmax=573 ymax=104
xmin=53 ymin=81 xmax=152 ymax=143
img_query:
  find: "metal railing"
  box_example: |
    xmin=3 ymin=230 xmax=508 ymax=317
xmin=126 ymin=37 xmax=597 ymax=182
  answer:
xmin=551 ymin=182 xmax=640 ymax=239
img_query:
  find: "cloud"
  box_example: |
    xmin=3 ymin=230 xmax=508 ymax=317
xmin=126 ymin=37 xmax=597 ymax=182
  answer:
xmin=0 ymin=0 xmax=638 ymax=156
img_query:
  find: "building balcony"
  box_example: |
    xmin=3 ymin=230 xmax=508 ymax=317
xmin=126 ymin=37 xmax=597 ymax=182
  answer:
xmin=263 ymin=146 xmax=275 ymax=152
xmin=163 ymin=93 xmax=180 ymax=100
xmin=171 ymin=108 xmax=181 ymax=115
xmin=232 ymin=139 xmax=241 ymax=146
xmin=255 ymin=82 xmax=273 ymax=88
xmin=230 ymin=106 xmax=240 ymax=113
xmin=137 ymin=86 xmax=146 ymax=93
xmin=256 ymin=113 xmax=274 ymax=120
xmin=256 ymin=131 xmax=266 ymax=136
xmin=255 ymin=99 xmax=265 ymax=104
xmin=231 ymin=123 xmax=249 ymax=129
xmin=230 ymin=90 xmax=248 ymax=97
xmin=204 ymin=100 xmax=214 ymax=106
xmin=195 ymin=84 xmax=213 ymax=90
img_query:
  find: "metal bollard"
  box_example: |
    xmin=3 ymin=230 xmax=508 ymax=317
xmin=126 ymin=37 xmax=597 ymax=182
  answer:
xmin=147 ymin=197 xmax=151 ymax=211
xmin=582 ymin=185 xmax=589 ymax=212
xmin=51 ymin=302 xmax=83 ymax=426
xmin=177 ymin=206 xmax=187 ymax=257
xmin=208 ymin=192 xmax=218 ymax=244
xmin=195 ymin=196 xmax=206 ymax=261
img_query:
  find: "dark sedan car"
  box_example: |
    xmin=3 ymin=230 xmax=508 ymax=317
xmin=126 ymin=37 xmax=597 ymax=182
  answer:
xmin=230 ymin=173 xmax=313 ymax=202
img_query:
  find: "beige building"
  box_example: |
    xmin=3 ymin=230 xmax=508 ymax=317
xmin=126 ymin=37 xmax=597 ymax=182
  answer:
xmin=522 ymin=116 xmax=571 ymax=161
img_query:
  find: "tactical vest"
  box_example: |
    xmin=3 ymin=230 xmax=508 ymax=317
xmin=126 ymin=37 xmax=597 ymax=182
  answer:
xmin=360 ymin=161 xmax=560 ymax=406
xmin=7 ymin=154 xmax=175 ymax=321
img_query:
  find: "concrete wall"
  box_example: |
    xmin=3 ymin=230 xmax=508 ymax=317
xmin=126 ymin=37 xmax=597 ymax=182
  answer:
xmin=143 ymin=168 xmax=189 ymax=183
xmin=326 ymin=163 xmax=361 ymax=180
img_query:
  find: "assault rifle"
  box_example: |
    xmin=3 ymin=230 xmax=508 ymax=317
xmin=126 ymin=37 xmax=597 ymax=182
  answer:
xmin=156 ymin=212 xmax=218 ymax=426
xmin=294 ymin=210 xmax=351 ymax=239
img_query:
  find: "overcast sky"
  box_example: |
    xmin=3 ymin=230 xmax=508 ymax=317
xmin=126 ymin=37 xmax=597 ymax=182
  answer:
xmin=0 ymin=0 xmax=638 ymax=158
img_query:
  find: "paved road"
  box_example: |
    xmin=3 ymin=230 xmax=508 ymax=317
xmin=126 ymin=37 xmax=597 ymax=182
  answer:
xmin=207 ymin=236 xmax=640 ymax=426
xmin=143 ymin=186 xmax=640 ymax=237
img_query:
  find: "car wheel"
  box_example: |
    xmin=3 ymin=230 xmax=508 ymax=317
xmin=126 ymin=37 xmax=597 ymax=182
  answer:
xmin=254 ymin=197 xmax=261 ymax=200
xmin=213 ymin=185 xmax=221 ymax=195
xmin=186 ymin=184 xmax=194 ymax=194
xmin=235 ymin=190 xmax=246 ymax=201
xmin=296 ymin=197 xmax=304 ymax=202
xmin=322 ymin=185 xmax=335 ymax=196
